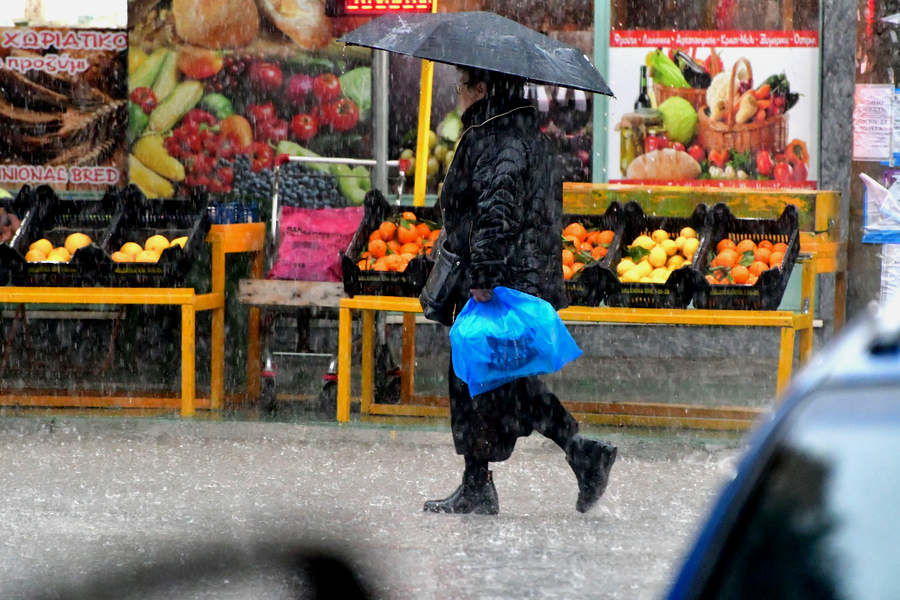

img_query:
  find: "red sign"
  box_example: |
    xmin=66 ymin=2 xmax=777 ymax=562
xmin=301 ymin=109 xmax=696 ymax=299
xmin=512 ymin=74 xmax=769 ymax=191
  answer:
xmin=609 ymin=30 xmax=819 ymax=48
xmin=327 ymin=0 xmax=432 ymax=16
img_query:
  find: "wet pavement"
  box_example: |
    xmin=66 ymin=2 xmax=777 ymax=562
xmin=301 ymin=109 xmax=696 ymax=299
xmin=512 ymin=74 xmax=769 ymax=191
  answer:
xmin=0 ymin=415 xmax=742 ymax=599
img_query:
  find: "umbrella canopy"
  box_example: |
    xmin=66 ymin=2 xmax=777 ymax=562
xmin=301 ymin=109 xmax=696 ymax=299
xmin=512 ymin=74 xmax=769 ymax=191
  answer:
xmin=338 ymin=11 xmax=614 ymax=97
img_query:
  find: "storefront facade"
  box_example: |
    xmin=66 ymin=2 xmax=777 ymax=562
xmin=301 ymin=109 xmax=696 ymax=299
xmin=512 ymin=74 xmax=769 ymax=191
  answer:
xmin=0 ymin=0 xmax=883 ymax=328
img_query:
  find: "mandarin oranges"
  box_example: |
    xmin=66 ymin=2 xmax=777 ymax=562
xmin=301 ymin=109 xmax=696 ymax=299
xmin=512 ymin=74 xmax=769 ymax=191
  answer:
xmin=396 ymin=222 xmax=419 ymax=245
xmin=357 ymin=212 xmax=440 ymax=272
xmin=730 ymin=264 xmax=751 ymax=284
xmin=377 ymin=221 xmax=397 ymax=241
xmin=705 ymin=236 xmax=788 ymax=284
xmin=734 ymin=239 xmax=757 ymax=254
xmin=562 ymin=222 xmax=588 ymax=244
xmin=561 ymin=220 xmax=615 ymax=280
xmin=368 ymin=238 xmax=387 ymax=258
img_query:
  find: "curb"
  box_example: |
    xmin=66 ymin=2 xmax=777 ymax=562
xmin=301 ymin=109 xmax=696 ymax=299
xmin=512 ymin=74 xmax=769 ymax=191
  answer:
xmin=0 ymin=414 xmax=743 ymax=460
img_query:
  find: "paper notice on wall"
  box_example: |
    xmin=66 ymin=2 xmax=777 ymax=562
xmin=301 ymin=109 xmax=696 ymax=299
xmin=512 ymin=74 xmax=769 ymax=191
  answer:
xmin=853 ymin=84 xmax=893 ymax=161
xmin=881 ymin=244 xmax=900 ymax=304
xmin=894 ymin=89 xmax=900 ymax=159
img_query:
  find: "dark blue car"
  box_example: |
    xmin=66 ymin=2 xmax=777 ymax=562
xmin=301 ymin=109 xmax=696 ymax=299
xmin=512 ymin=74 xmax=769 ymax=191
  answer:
xmin=665 ymin=300 xmax=900 ymax=600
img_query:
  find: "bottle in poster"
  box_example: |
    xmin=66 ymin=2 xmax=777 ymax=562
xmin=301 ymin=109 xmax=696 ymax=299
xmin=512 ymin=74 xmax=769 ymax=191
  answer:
xmin=634 ymin=65 xmax=653 ymax=111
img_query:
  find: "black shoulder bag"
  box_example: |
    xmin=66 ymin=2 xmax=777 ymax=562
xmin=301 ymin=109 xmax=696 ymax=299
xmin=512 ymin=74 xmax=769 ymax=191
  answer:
xmin=419 ymin=231 xmax=466 ymax=327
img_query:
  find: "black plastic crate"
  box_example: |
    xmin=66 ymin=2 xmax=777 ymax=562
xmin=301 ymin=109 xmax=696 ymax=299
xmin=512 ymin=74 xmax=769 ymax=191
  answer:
xmin=1 ymin=184 xmax=116 ymax=287
xmin=99 ymin=185 xmax=210 ymax=288
xmin=0 ymin=185 xmax=36 ymax=285
xmin=597 ymin=201 xmax=710 ymax=309
xmin=691 ymin=203 xmax=800 ymax=310
xmin=563 ymin=202 xmax=624 ymax=307
xmin=341 ymin=190 xmax=441 ymax=297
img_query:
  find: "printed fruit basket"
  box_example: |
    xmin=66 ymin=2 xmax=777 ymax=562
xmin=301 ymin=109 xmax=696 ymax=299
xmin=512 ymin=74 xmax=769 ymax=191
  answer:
xmin=691 ymin=202 xmax=800 ymax=310
xmin=341 ymin=190 xmax=441 ymax=297
xmin=0 ymin=184 xmax=116 ymax=287
xmin=99 ymin=185 xmax=211 ymax=287
xmin=597 ymin=201 xmax=709 ymax=309
xmin=562 ymin=202 xmax=624 ymax=307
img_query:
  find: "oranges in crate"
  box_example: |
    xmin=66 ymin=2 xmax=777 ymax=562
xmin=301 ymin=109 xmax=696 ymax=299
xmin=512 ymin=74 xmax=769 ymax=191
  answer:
xmin=705 ymin=237 xmax=789 ymax=285
xmin=615 ymin=227 xmax=698 ymax=284
xmin=561 ymin=221 xmax=615 ymax=280
xmin=358 ymin=211 xmax=441 ymax=272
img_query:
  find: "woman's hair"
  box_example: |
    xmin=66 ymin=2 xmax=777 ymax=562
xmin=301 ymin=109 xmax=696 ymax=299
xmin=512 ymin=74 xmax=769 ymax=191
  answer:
xmin=459 ymin=67 xmax=527 ymax=100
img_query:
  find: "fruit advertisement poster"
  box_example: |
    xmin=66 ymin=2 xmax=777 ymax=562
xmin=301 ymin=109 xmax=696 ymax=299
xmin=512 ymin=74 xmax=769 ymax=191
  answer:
xmin=606 ymin=30 xmax=819 ymax=188
xmin=127 ymin=0 xmax=374 ymax=209
xmin=0 ymin=27 xmax=128 ymax=191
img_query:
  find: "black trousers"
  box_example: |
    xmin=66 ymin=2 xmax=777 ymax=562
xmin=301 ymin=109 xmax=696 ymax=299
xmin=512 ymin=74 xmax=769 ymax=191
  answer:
xmin=448 ymin=355 xmax=579 ymax=462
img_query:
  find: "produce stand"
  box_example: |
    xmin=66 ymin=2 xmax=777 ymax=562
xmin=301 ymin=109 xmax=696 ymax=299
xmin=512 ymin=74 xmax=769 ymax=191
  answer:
xmin=334 ymin=251 xmax=814 ymax=429
xmin=0 ymin=223 xmax=265 ymax=416
xmin=562 ymin=183 xmax=846 ymax=327
xmin=326 ymin=183 xmax=836 ymax=430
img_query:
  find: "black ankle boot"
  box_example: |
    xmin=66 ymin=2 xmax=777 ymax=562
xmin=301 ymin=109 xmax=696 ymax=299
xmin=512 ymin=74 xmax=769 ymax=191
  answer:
xmin=423 ymin=470 xmax=499 ymax=515
xmin=566 ymin=436 xmax=617 ymax=513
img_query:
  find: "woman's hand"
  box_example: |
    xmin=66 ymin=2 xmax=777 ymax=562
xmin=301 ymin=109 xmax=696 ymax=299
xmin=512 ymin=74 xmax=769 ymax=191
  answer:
xmin=470 ymin=288 xmax=493 ymax=302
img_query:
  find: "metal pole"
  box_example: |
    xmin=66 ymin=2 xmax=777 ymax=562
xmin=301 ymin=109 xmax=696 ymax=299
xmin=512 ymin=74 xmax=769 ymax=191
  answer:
xmin=372 ymin=50 xmax=390 ymax=195
xmin=284 ymin=156 xmax=399 ymax=167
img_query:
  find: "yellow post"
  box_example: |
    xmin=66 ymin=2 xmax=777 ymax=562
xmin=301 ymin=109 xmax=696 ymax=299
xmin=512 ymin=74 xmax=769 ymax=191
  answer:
xmin=775 ymin=326 xmax=796 ymax=398
xmin=337 ymin=306 xmax=353 ymax=422
xmin=401 ymin=312 xmax=416 ymax=402
xmin=246 ymin=249 xmax=264 ymax=402
xmin=361 ymin=309 xmax=375 ymax=413
xmin=412 ymin=0 xmax=438 ymax=207
xmin=181 ymin=304 xmax=196 ymax=417
xmin=413 ymin=60 xmax=434 ymax=207
xmin=210 ymin=233 xmax=225 ymax=410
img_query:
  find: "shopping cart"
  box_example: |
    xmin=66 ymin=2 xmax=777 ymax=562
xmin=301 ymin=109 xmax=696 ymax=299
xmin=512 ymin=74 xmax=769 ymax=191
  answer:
xmin=256 ymin=155 xmax=405 ymax=417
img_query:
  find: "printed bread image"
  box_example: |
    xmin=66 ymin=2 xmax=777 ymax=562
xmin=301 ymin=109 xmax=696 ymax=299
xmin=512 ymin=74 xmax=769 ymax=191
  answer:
xmin=0 ymin=47 xmax=126 ymax=167
xmin=131 ymin=0 xmax=332 ymax=52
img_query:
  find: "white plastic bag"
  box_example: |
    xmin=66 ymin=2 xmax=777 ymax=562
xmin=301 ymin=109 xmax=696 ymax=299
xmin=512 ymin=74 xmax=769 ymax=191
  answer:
xmin=860 ymin=173 xmax=900 ymax=243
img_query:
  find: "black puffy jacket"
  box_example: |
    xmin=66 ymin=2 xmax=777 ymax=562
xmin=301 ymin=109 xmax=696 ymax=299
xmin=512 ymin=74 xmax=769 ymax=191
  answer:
xmin=440 ymin=95 xmax=567 ymax=311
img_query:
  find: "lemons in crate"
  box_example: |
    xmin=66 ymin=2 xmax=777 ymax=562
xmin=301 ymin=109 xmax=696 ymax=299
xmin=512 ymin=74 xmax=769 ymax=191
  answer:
xmin=134 ymin=250 xmax=161 ymax=263
xmin=617 ymin=226 xmax=698 ymax=284
xmin=46 ymin=247 xmax=71 ymax=262
xmin=169 ymin=236 xmax=188 ymax=248
xmin=29 ymin=238 xmax=53 ymax=256
xmin=25 ymin=248 xmax=47 ymax=262
xmin=119 ymin=241 xmax=144 ymax=258
xmin=144 ymin=235 xmax=169 ymax=254
xmin=64 ymin=232 xmax=92 ymax=255
xmin=111 ymin=251 xmax=134 ymax=262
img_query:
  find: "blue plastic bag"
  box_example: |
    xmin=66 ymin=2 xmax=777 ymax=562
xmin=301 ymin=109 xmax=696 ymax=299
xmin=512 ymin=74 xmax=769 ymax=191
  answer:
xmin=449 ymin=287 xmax=582 ymax=395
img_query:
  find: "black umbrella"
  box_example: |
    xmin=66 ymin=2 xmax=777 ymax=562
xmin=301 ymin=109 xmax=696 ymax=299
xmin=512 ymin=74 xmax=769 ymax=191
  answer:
xmin=338 ymin=11 xmax=614 ymax=97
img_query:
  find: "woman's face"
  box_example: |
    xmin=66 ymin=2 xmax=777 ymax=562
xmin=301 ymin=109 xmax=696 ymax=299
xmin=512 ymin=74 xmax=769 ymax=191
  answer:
xmin=456 ymin=70 xmax=486 ymax=113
